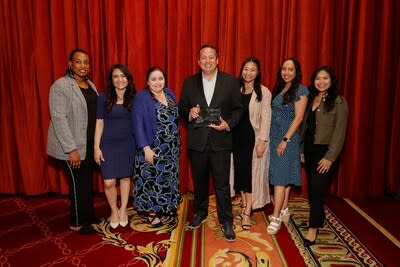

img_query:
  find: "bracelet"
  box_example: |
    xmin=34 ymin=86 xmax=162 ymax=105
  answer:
xmin=282 ymin=137 xmax=291 ymax=143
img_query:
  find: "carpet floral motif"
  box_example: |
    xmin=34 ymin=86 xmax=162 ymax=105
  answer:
xmin=193 ymin=196 xmax=286 ymax=267
xmin=93 ymin=207 xmax=178 ymax=267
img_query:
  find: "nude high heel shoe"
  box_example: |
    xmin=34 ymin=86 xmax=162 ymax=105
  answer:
xmin=110 ymin=210 xmax=120 ymax=229
xmin=119 ymin=210 xmax=129 ymax=227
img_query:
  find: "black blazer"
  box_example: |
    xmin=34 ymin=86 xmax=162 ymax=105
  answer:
xmin=179 ymin=71 xmax=242 ymax=152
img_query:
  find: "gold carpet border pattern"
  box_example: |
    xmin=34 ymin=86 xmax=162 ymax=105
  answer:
xmin=343 ymin=197 xmax=400 ymax=249
xmin=286 ymin=197 xmax=383 ymax=267
xmin=261 ymin=211 xmax=289 ymax=267
xmin=164 ymin=193 xmax=189 ymax=266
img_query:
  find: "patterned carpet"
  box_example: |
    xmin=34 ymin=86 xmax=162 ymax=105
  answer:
xmin=90 ymin=195 xmax=188 ymax=266
xmin=186 ymin=195 xmax=289 ymax=266
xmin=3 ymin=193 xmax=385 ymax=266
xmin=0 ymin=194 xmax=186 ymax=266
xmin=286 ymin=197 xmax=384 ymax=267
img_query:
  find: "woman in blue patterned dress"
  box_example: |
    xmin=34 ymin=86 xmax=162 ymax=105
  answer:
xmin=132 ymin=67 xmax=180 ymax=225
xmin=94 ymin=64 xmax=136 ymax=229
xmin=267 ymin=58 xmax=309 ymax=235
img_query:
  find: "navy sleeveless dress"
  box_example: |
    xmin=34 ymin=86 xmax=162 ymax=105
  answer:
xmin=96 ymin=93 xmax=135 ymax=179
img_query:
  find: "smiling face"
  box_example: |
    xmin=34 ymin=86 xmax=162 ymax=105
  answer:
xmin=69 ymin=52 xmax=90 ymax=79
xmin=112 ymin=68 xmax=128 ymax=90
xmin=281 ymin=59 xmax=296 ymax=84
xmin=241 ymin=61 xmax=259 ymax=84
xmin=147 ymin=70 xmax=165 ymax=94
xmin=314 ymin=70 xmax=331 ymax=93
xmin=198 ymin=47 xmax=218 ymax=75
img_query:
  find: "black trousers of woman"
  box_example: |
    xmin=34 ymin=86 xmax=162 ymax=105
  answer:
xmin=304 ymin=143 xmax=337 ymax=228
xmin=63 ymin=140 xmax=96 ymax=228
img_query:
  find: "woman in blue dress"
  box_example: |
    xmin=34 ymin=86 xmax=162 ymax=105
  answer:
xmin=267 ymin=58 xmax=308 ymax=235
xmin=132 ymin=67 xmax=180 ymax=226
xmin=94 ymin=64 xmax=136 ymax=229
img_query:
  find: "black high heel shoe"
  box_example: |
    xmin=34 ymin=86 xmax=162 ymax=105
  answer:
xmin=303 ymin=237 xmax=316 ymax=247
xmin=235 ymin=204 xmax=247 ymax=221
xmin=302 ymin=229 xmax=318 ymax=247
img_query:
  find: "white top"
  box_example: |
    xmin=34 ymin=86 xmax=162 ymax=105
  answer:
xmin=202 ymin=71 xmax=217 ymax=106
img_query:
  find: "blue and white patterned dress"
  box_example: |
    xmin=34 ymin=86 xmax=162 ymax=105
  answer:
xmin=133 ymin=95 xmax=180 ymax=214
xmin=269 ymin=85 xmax=309 ymax=186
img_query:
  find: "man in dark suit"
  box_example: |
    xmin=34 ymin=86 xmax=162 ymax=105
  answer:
xmin=179 ymin=44 xmax=242 ymax=242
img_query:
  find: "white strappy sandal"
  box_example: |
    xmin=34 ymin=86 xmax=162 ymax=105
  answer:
xmin=280 ymin=207 xmax=291 ymax=223
xmin=267 ymin=215 xmax=281 ymax=235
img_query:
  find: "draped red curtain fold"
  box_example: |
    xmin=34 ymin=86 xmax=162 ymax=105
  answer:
xmin=0 ymin=0 xmax=398 ymax=198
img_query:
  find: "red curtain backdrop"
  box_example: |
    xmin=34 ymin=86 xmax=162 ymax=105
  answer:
xmin=0 ymin=0 xmax=398 ymax=198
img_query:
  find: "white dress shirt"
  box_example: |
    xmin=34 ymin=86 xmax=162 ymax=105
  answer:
xmin=202 ymin=71 xmax=217 ymax=106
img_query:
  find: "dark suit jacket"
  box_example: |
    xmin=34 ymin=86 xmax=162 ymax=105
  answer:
xmin=179 ymin=71 xmax=242 ymax=152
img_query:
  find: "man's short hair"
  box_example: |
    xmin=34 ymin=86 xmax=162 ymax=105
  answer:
xmin=199 ymin=44 xmax=218 ymax=57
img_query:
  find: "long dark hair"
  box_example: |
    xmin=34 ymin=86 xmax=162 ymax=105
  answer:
xmin=105 ymin=64 xmax=136 ymax=112
xmin=66 ymin=48 xmax=89 ymax=79
xmin=239 ymin=56 xmax=262 ymax=102
xmin=272 ymin=57 xmax=302 ymax=104
xmin=308 ymin=66 xmax=338 ymax=112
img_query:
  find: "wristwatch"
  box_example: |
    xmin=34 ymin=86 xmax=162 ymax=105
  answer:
xmin=282 ymin=137 xmax=291 ymax=143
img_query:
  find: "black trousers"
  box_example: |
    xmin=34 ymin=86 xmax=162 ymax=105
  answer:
xmin=304 ymin=143 xmax=337 ymax=228
xmin=63 ymin=140 xmax=96 ymax=227
xmin=189 ymin=147 xmax=233 ymax=224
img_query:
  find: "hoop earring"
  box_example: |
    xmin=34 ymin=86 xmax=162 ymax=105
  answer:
xmin=68 ymin=66 xmax=74 ymax=78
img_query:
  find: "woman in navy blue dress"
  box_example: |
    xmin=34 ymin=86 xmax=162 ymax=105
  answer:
xmin=94 ymin=64 xmax=136 ymax=229
xmin=267 ymin=58 xmax=308 ymax=235
xmin=132 ymin=67 xmax=180 ymax=226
